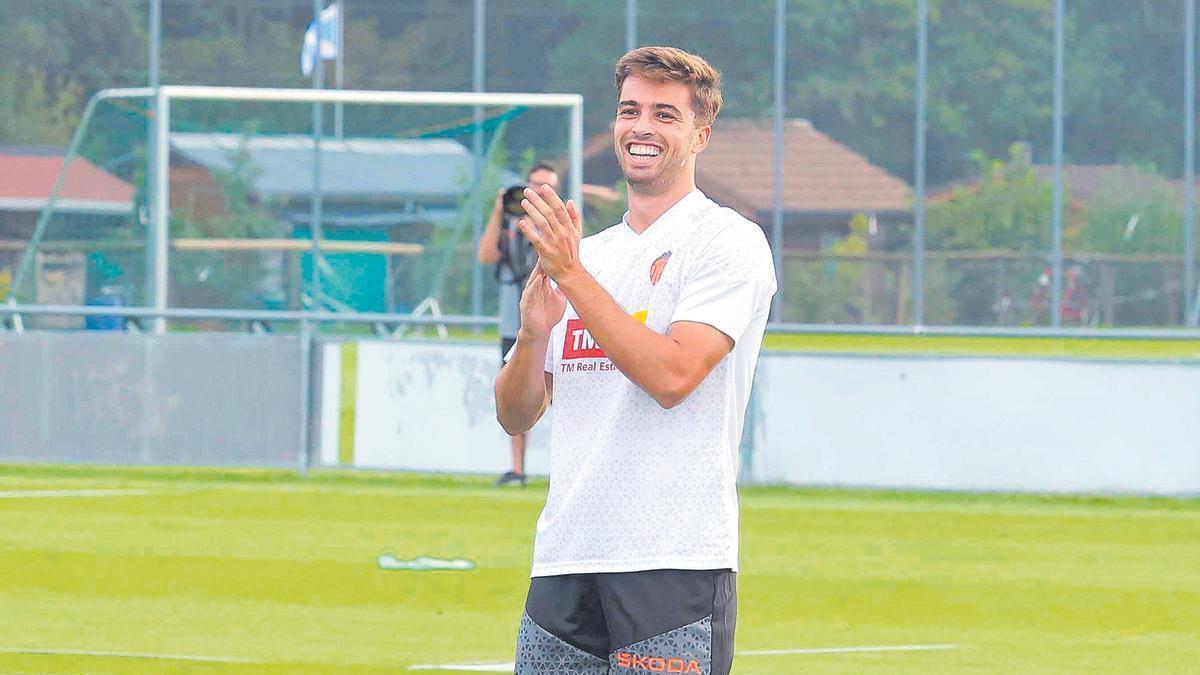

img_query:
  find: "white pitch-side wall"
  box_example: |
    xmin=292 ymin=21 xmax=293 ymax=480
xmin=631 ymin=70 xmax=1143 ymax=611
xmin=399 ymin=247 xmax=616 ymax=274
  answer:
xmin=326 ymin=340 xmax=1199 ymax=495
xmin=753 ymin=354 xmax=1200 ymax=495
xmin=329 ymin=340 xmax=550 ymax=475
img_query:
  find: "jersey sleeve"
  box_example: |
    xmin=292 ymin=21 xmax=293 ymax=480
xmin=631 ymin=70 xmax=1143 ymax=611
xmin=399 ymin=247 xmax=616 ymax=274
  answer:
xmin=669 ymin=223 xmax=777 ymax=345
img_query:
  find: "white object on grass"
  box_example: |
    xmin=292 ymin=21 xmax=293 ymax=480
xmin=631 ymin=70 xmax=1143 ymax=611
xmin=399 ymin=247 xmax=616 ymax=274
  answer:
xmin=409 ymin=664 xmax=513 ymax=672
xmin=377 ymin=554 xmax=475 ymax=571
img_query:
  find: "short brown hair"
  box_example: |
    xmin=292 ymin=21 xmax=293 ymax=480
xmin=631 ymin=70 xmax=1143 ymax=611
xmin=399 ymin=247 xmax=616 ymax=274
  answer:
xmin=614 ymin=46 xmax=723 ymax=126
xmin=528 ymin=161 xmax=558 ymax=178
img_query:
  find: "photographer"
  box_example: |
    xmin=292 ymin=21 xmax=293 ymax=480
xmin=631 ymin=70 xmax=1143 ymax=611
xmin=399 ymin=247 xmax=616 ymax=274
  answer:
xmin=476 ymin=162 xmax=560 ymax=486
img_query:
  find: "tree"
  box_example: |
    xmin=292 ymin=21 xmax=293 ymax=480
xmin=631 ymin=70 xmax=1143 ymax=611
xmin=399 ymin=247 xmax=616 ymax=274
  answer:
xmin=0 ymin=68 xmax=82 ymax=146
xmin=0 ymin=0 xmax=144 ymax=146
xmin=170 ymin=132 xmax=281 ymax=309
xmin=1075 ymin=176 xmax=1188 ymax=325
xmin=926 ymin=144 xmax=1054 ymax=251
xmin=5 ymin=1 xmax=1198 ymax=206
xmin=918 ymin=145 xmax=1054 ymax=324
xmin=1078 ymin=182 xmax=1183 ymax=256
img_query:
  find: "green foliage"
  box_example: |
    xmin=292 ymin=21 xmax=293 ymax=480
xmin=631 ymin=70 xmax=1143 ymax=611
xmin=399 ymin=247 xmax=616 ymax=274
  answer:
xmin=4 ymin=0 xmax=1197 ymax=322
xmin=1075 ymin=181 xmax=1188 ymax=325
xmin=170 ymin=132 xmax=282 ymax=309
xmin=0 ymin=68 xmax=82 ymax=146
xmin=779 ymin=0 xmax=1182 ymax=182
xmin=913 ymin=146 xmax=1053 ymax=324
xmin=0 ymin=0 xmax=142 ymax=145
xmin=783 ymin=214 xmax=903 ymax=324
xmin=3 ymin=0 xmax=1199 ymax=187
xmin=1078 ymin=183 xmax=1183 ymax=256
xmin=171 ymin=132 xmax=278 ymax=241
xmin=926 ymin=144 xmax=1054 ymax=251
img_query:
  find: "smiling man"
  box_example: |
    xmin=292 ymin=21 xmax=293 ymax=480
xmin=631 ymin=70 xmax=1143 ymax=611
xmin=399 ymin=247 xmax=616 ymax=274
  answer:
xmin=495 ymin=46 xmax=777 ymax=675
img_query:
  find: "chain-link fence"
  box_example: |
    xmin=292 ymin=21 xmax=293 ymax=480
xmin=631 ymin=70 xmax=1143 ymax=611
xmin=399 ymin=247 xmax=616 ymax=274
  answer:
xmin=781 ymin=250 xmax=1191 ymax=326
xmin=0 ymin=330 xmax=304 ymax=466
xmin=2 ymin=0 xmax=1199 ymax=327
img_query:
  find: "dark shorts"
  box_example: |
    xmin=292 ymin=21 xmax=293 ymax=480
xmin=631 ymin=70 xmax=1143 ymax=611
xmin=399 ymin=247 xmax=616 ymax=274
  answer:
xmin=501 ymin=336 xmax=517 ymax=368
xmin=515 ymin=569 xmax=736 ymax=674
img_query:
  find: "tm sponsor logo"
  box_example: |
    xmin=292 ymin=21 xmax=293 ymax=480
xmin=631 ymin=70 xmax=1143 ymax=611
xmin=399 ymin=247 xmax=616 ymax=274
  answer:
xmin=562 ymin=318 xmax=607 ymax=360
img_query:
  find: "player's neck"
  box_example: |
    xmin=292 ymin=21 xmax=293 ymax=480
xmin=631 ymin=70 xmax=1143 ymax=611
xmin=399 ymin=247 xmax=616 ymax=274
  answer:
xmin=625 ymin=175 xmax=697 ymax=235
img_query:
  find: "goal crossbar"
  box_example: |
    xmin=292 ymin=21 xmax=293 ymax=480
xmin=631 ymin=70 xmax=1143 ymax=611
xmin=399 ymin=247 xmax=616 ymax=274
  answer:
xmin=159 ymin=85 xmax=583 ymax=109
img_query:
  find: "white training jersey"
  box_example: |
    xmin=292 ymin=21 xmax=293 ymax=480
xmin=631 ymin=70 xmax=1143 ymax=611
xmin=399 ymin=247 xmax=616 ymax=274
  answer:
xmin=530 ymin=189 xmax=777 ymax=577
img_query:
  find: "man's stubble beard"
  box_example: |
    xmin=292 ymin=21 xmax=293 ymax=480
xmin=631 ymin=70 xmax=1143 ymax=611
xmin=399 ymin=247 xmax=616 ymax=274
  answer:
xmin=620 ymin=146 xmax=691 ymax=196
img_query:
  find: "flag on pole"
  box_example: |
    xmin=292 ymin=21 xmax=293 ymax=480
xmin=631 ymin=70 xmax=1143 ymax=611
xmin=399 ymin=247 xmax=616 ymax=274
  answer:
xmin=300 ymin=3 xmax=340 ymax=77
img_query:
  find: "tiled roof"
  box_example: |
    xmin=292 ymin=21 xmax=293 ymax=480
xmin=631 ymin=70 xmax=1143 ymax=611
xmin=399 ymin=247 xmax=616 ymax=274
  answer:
xmin=697 ymin=119 xmax=911 ymax=216
xmin=0 ymin=150 xmax=134 ymax=213
xmin=1032 ymin=165 xmax=1177 ymax=204
xmin=584 ymin=118 xmax=912 ymax=218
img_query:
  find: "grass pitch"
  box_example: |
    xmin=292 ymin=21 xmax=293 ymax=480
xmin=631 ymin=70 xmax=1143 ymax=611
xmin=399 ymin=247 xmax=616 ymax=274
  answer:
xmin=398 ymin=326 xmax=1200 ymax=360
xmin=0 ymin=465 xmax=1197 ymax=674
xmin=760 ymin=332 xmax=1200 ymax=360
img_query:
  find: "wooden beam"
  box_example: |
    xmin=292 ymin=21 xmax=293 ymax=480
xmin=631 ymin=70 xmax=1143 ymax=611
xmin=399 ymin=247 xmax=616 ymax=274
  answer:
xmin=0 ymin=240 xmax=141 ymax=252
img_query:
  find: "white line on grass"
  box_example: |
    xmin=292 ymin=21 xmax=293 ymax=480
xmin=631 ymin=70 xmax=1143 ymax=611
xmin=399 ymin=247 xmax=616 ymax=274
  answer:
xmin=408 ymin=644 xmax=962 ymax=671
xmin=0 ymin=489 xmax=149 ymax=499
xmin=742 ymin=643 xmax=962 ymax=656
xmin=0 ymin=647 xmax=260 ymax=664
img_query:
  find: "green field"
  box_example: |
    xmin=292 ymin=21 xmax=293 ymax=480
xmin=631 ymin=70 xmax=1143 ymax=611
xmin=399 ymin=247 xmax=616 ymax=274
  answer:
xmin=1 ymin=465 xmax=1197 ymax=674
xmin=371 ymin=327 xmax=1200 ymax=360
xmin=760 ymin=333 xmax=1200 ymax=360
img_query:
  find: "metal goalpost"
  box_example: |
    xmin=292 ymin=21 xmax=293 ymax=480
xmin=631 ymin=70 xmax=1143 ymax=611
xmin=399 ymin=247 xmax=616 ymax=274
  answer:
xmin=14 ymin=85 xmax=584 ymax=333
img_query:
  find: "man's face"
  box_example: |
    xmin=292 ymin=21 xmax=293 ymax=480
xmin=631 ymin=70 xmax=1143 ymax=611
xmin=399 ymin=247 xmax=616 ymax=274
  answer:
xmin=613 ymin=75 xmax=710 ymax=194
xmin=528 ymin=168 xmax=559 ymax=190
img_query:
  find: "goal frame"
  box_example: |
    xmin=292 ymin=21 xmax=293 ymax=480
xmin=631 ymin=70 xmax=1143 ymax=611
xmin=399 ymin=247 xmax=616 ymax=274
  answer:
xmin=16 ymin=85 xmax=584 ymax=332
xmin=148 ymin=86 xmax=584 ymax=331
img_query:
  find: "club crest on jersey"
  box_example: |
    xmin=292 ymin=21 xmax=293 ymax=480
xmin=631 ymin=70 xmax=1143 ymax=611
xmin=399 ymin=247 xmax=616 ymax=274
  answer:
xmin=650 ymin=250 xmax=672 ymax=285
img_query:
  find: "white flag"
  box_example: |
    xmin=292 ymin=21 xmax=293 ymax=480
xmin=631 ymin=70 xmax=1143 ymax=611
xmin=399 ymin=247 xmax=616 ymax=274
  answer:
xmin=300 ymin=2 xmax=340 ymax=77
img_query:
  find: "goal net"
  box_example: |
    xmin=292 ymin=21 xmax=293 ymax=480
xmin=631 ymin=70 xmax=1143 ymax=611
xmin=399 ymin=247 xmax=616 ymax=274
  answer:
xmin=6 ymin=86 xmax=583 ymax=328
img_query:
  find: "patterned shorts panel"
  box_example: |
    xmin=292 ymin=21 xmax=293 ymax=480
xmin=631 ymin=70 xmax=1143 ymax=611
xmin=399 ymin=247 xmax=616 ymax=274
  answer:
xmin=514 ymin=612 xmax=609 ymax=675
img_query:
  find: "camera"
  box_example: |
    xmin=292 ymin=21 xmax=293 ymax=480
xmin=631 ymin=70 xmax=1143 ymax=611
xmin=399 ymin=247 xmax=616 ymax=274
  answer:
xmin=501 ymin=185 xmax=527 ymax=218
xmin=496 ymin=184 xmax=538 ymax=282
